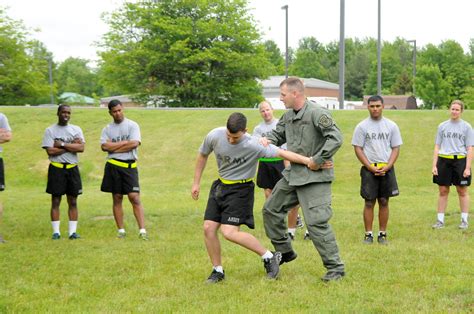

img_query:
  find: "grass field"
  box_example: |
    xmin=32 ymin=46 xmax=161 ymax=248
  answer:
xmin=0 ymin=107 xmax=472 ymax=313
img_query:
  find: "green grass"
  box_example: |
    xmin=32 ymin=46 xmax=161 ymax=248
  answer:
xmin=0 ymin=107 xmax=473 ymax=312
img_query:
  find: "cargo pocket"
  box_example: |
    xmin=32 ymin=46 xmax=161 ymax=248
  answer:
xmin=306 ymin=195 xmax=332 ymax=225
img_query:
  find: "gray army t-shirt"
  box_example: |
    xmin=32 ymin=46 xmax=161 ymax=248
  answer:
xmin=100 ymin=118 xmax=141 ymax=160
xmin=200 ymin=127 xmax=279 ymax=180
xmin=0 ymin=113 xmax=11 ymax=153
xmin=42 ymin=124 xmax=85 ymax=164
xmin=435 ymin=119 xmax=474 ymax=155
xmin=352 ymin=117 xmax=403 ymax=163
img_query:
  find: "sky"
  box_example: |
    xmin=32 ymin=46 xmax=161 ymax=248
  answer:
xmin=1 ymin=0 xmax=473 ymax=64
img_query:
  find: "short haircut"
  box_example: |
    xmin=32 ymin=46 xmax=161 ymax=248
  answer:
xmin=57 ymin=104 xmax=70 ymax=114
xmin=258 ymin=100 xmax=273 ymax=110
xmin=450 ymin=99 xmax=464 ymax=111
xmin=227 ymin=112 xmax=247 ymax=133
xmin=280 ymin=77 xmax=305 ymax=93
xmin=367 ymin=95 xmax=384 ymax=104
xmin=108 ymin=99 xmax=122 ymax=110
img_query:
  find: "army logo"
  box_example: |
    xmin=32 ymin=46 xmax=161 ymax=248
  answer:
xmin=318 ymin=114 xmax=333 ymax=128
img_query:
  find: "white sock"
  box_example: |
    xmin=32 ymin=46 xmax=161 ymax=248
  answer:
xmin=437 ymin=213 xmax=445 ymax=223
xmin=379 ymin=231 xmax=386 ymax=236
xmin=68 ymin=221 xmax=77 ymax=236
xmin=139 ymin=228 xmax=146 ymax=234
xmin=287 ymin=228 xmax=296 ymax=235
xmin=118 ymin=228 xmax=126 ymax=234
xmin=51 ymin=221 xmax=60 ymax=234
xmin=213 ymin=266 xmax=224 ymax=273
xmin=461 ymin=212 xmax=468 ymax=222
xmin=261 ymin=250 xmax=273 ymax=260
xmin=365 ymin=231 xmax=373 ymax=236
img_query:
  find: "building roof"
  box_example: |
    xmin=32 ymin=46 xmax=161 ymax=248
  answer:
xmin=260 ymin=76 xmax=339 ymax=90
xmin=362 ymin=95 xmax=417 ymax=110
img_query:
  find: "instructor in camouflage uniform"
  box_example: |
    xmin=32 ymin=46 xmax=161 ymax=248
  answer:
xmin=261 ymin=77 xmax=345 ymax=282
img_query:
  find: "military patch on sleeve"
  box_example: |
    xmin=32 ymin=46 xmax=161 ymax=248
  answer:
xmin=318 ymin=114 xmax=333 ymax=128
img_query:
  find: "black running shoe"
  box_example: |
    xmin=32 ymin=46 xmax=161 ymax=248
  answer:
xmin=296 ymin=215 xmax=304 ymax=228
xmin=288 ymin=232 xmax=295 ymax=241
xmin=280 ymin=250 xmax=297 ymax=265
xmin=377 ymin=233 xmax=388 ymax=245
xmin=321 ymin=271 xmax=345 ymax=282
xmin=263 ymin=252 xmax=282 ymax=279
xmin=52 ymin=233 xmax=61 ymax=240
xmin=363 ymin=233 xmax=374 ymax=244
xmin=206 ymin=270 xmax=225 ymax=283
xmin=69 ymin=233 xmax=81 ymax=240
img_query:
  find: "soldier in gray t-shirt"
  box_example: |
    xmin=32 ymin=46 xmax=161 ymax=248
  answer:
xmin=352 ymin=95 xmax=402 ymax=245
xmin=100 ymin=99 xmax=148 ymax=240
xmin=0 ymin=112 xmax=12 ymax=243
xmin=431 ymin=100 xmax=473 ymax=230
xmin=191 ymin=112 xmax=313 ymax=283
xmin=42 ymin=105 xmax=85 ymax=240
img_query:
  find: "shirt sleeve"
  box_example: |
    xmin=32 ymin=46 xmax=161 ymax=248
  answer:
xmin=130 ymin=121 xmax=141 ymax=142
xmin=390 ymin=123 xmax=403 ymax=147
xmin=42 ymin=128 xmax=54 ymax=148
xmin=100 ymin=126 xmax=109 ymax=144
xmin=351 ymin=124 xmax=365 ymax=147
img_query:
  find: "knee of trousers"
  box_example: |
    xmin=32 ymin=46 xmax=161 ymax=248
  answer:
xmin=305 ymin=201 xmax=333 ymax=227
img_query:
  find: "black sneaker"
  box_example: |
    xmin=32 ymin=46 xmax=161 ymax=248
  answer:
xmin=363 ymin=233 xmax=374 ymax=244
xmin=206 ymin=269 xmax=225 ymax=284
xmin=288 ymin=232 xmax=295 ymax=241
xmin=303 ymin=231 xmax=311 ymax=240
xmin=377 ymin=233 xmax=388 ymax=245
xmin=280 ymin=250 xmax=297 ymax=265
xmin=321 ymin=271 xmax=345 ymax=282
xmin=263 ymin=252 xmax=282 ymax=279
xmin=69 ymin=233 xmax=80 ymax=240
xmin=52 ymin=233 xmax=61 ymax=240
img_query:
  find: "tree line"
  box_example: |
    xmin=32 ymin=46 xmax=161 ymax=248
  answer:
xmin=1 ymin=1 xmax=473 ymax=108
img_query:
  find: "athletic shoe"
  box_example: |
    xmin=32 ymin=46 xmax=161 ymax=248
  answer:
xmin=377 ymin=233 xmax=388 ymax=245
xmin=117 ymin=231 xmax=126 ymax=239
xmin=432 ymin=220 xmax=444 ymax=229
xmin=280 ymin=250 xmax=297 ymax=265
xmin=321 ymin=271 xmax=345 ymax=282
xmin=296 ymin=215 xmax=304 ymax=228
xmin=52 ymin=233 xmax=61 ymax=240
xmin=363 ymin=233 xmax=374 ymax=244
xmin=263 ymin=252 xmax=282 ymax=279
xmin=68 ymin=233 xmax=80 ymax=240
xmin=139 ymin=233 xmax=149 ymax=240
xmin=0 ymin=234 xmax=6 ymax=243
xmin=458 ymin=219 xmax=469 ymax=230
xmin=206 ymin=270 xmax=225 ymax=283
xmin=303 ymin=231 xmax=310 ymax=240
xmin=288 ymin=232 xmax=295 ymax=241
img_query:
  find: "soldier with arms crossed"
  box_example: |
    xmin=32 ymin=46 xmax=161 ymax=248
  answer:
xmin=42 ymin=105 xmax=85 ymax=240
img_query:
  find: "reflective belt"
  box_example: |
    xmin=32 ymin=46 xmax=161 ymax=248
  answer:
xmin=107 ymin=159 xmax=137 ymax=168
xmin=371 ymin=162 xmax=388 ymax=167
xmin=258 ymin=157 xmax=284 ymax=162
xmin=219 ymin=177 xmax=253 ymax=185
xmin=438 ymin=154 xmax=466 ymax=160
xmin=51 ymin=162 xmax=77 ymax=169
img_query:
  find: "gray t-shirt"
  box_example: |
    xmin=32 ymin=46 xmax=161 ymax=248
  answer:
xmin=0 ymin=113 xmax=11 ymax=153
xmin=42 ymin=124 xmax=85 ymax=164
xmin=100 ymin=118 xmax=141 ymax=160
xmin=435 ymin=119 xmax=474 ymax=155
xmin=253 ymin=119 xmax=287 ymax=150
xmin=199 ymin=127 xmax=279 ymax=180
xmin=352 ymin=117 xmax=403 ymax=163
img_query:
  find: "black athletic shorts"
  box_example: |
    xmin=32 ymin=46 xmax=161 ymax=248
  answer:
xmin=46 ymin=164 xmax=82 ymax=196
xmin=0 ymin=158 xmax=5 ymax=191
xmin=204 ymin=179 xmax=255 ymax=229
xmin=256 ymin=160 xmax=285 ymax=189
xmin=433 ymin=157 xmax=471 ymax=186
xmin=101 ymin=160 xmax=140 ymax=194
xmin=360 ymin=166 xmax=399 ymax=200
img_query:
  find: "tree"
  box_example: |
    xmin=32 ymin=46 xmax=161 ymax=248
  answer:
xmin=263 ymin=40 xmax=284 ymax=75
xmin=289 ymin=37 xmax=329 ymax=80
xmin=99 ymin=0 xmax=272 ymax=107
xmin=56 ymin=57 xmax=101 ymax=97
xmin=0 ymin=7 xmax=52 ymax=105
xmin=414 ymin=64 xmax=451 ymax=109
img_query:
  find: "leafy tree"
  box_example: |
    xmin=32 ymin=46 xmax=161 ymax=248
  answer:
xmin=56 ymin=57 xmax=101 ymax=97
xmin=99 ymin=0 xmax=272 ymax=107
xmin=263 ymin=40 xmax=284 ymax=75
xmin=414 ymin=64 xmax=451 ymax=109
xmin=0 ymin=7 xmax=52 ymax=105
xmin=289 ymin=37 xmax=328 ymax=80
